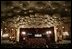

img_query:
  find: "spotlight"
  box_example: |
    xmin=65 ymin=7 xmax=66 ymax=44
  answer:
xmin=21 ymin=31 xmax=26 ymax=35
xmin=46 ymin=31 xmax=52 ymax=34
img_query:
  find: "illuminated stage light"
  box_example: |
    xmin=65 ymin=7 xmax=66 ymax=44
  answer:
xmin=35 ymin=34 xmax=42 ymax=37
xmin=48 ymin=31 xmax=52 ymax=34
xmin=46 ymin=31 xmax=49 ymax=34
xmin=22 ymin=31 xmax=26 ymax=35
xmin=46 ymin=31 xmax=52 ymax=34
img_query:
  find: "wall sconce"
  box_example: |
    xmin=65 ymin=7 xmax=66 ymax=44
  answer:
xmin=2 ymin=34 xmax=9 ymax=37
xmin=12 ymin=29 xmax=14 ymax=30
xmin=5 ymin=28 xmax=7 ymax=30
xmin=63 ymin=31 xmax=69 ymax=36
xmin=62 ymin=26 xmax=64 ymax=28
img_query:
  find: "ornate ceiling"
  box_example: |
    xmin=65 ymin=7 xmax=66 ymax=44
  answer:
xmin=1 ymin=1 xmax=71 ymax=28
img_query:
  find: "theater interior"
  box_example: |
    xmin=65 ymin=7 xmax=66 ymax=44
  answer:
xmin=1 ymin=1 xmax=71 ymax=48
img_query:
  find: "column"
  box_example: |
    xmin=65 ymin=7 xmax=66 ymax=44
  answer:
xmin=1 ymin=29 xmax=3 ymax=40
xmin=16 ymin=27 xmax=20 ymax=42
xmin=54 ymin=26 xmax=57 ymax=42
